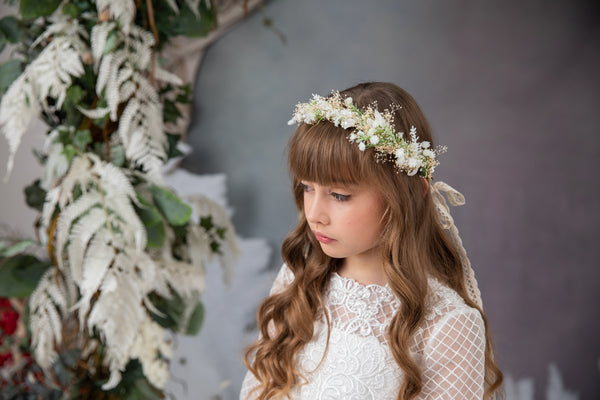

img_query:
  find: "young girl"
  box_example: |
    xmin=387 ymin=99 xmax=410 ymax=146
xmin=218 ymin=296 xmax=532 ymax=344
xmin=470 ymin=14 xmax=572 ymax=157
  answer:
xmin=240 ymin=82 xmax=503 ymax=400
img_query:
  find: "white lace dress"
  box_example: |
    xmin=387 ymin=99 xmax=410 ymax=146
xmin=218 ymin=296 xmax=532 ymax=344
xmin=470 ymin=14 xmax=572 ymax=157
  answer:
xmin=240 ymin=264 xmax=486 ymax=400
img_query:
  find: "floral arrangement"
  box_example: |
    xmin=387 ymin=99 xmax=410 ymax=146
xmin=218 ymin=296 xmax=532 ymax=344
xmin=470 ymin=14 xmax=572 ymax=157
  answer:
xmin=0 ymin=0 xmax=239 ymax=398
xmin=288 ymin=92 xmax=444 ymax=179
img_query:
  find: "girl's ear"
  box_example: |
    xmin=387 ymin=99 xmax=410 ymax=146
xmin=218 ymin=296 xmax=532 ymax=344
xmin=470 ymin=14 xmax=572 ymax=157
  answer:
xmin=421 ymin=178 xmax=430 ymax=197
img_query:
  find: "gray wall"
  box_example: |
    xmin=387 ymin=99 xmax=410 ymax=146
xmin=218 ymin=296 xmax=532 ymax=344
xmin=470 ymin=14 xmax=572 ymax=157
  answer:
xmin=183 ymin=0 xmax=600 ymax=398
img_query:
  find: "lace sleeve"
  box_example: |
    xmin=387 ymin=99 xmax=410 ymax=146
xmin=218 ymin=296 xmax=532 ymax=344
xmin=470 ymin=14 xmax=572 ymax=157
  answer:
xmin=239 ymin=264 xmax=295 ymax=400
xmin=419 ymin=308 xmax=486 ymax=400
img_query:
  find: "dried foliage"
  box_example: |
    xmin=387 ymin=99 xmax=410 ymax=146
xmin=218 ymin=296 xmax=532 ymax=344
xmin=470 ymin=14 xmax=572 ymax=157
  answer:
xmin=0 ymin=0 xmax=239 ymax=397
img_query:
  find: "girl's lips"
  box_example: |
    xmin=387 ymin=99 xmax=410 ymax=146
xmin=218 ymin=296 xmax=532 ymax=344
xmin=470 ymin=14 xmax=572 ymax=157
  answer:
xmin=314 ymin=231 xmax=335 ymax=244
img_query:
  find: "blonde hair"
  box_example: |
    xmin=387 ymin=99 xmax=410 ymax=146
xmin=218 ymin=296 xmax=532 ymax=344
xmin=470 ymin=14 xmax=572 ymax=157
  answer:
xmin=244 ymin=82 xmax=503 ymax=400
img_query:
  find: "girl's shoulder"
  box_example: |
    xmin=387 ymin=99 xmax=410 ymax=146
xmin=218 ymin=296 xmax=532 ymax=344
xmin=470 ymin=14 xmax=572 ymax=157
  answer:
xmin=425 ymin=276 xmax=479 ymax=318
xmin=422 ymin=276 xmax=484 ymax=340
xmin=269 ymin=263 xmax=295 ymax=295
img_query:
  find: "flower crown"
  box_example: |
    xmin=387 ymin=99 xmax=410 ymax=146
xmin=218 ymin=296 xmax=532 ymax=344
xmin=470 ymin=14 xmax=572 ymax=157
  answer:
xmin=287 ymin=92 xmax=444 ymax=179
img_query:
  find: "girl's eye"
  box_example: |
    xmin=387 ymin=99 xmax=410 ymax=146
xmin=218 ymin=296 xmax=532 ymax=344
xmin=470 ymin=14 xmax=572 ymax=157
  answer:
xmin=299 ymin=182 xmax=313 ymax=192
xmin=332 ymin=192 xmax=351 ymax=202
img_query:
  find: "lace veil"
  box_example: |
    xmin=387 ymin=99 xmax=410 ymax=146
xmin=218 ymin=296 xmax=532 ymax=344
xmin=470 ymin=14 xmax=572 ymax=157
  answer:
xmin=430 ymin=181 xmax=483 ymax=308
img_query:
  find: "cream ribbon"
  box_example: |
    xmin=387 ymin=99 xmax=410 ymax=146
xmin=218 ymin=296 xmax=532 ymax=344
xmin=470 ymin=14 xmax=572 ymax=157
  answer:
xmin=430 ymin=181 xmax=483 ymax=309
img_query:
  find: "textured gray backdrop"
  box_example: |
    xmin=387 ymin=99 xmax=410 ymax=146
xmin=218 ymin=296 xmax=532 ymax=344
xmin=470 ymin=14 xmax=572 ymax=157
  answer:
xmin=181 ymin=0 xmax=600 ymax=399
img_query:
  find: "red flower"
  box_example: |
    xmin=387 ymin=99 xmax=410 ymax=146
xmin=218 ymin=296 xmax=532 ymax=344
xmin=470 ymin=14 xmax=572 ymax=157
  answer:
xmin=0 ymin=309 xmax=19 ymax=335
xmin=0 ymin=352 xmax=13 ymax=367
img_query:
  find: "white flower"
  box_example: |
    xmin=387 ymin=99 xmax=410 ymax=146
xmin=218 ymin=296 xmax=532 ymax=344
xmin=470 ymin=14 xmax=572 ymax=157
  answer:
xmin=341 ymin=119 xmax=355 ymax=129
xmin=373 ymin=111 xmax=386 ymax=128
xmin=410 ymin=126 xmax=417 ymax=137
xmin=421 ymin=141 xmax=430 ymax=149
xmin=349 ymin=133 xmax=357 ymax=141
xmin=407 ymin=157 xmax=420 ymax=168
xmin=423 ymin=149 xmax=434 ymax=158
xmin=304 ymin=111 xmax=316 ymax=123
xmin=344 ymin=96 xmax=354 ymax=107
xmin=395 ymin=148 xmax=405 ymax=162
xmin=287 ymin=118 xmax=296 ymax=126
xmin=358 ymin=142 xmax=366 ymax=151
xmin=369 ymin=135 xmax=380 ymax=145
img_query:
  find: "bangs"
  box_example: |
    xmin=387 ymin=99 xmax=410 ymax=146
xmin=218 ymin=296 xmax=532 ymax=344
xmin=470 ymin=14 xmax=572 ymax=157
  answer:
xmin=288 ymin=122 xmax=375 ymax=186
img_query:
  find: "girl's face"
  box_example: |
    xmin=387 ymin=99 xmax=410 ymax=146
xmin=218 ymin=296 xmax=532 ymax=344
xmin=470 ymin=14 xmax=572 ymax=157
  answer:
xmin=301 ymin=180 xmax=386 ymax=266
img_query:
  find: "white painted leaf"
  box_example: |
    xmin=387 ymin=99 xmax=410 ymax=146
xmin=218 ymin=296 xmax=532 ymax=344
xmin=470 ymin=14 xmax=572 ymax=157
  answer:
xmin=77 ymin=106 xmax=110 ymax=119
xmin=0 ymin=74 xmax=38 ymax=179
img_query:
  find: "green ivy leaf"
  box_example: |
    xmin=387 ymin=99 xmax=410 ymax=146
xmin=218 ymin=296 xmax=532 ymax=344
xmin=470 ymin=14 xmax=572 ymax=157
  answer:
xmin=149 ymin=184 xmax=192 ymax=226
xmin=0 ymin=16 xmax=23 ymax=44
xmin=134 ymin=195 xmax=165 ymax=248
xmin=106 ymin=359 xmax=162 ymax=399
xmin=62 ymin=3 xmax=79 ymax=19
xmin=166 ymin=133 xmax=183 ymax=160
xmin=0 ymin=59 xmax=22 ymax=95
xmin=163 ymin=98 xmax=181 ymax=124
xmin=66 ymin=84 xmax=84 ymax=105
xmin=0 ymin=255 xmax=52 ymax=298
xmin=103 ymin=30 xmax=119 ymax=54
xmin=110 ymin=144 xmax=125 ymax=167
xmin=175 ymin=84 xmax=192 ymax=104
xmin=178 ymin=1 xmax=217 ymax=37
xmin=148 ymin=291 xmax=185 ymax=330
xmin=63 ymin=85 xmax=85 ymax=126
xmin=199 ymin=215 xmax=214 ymax=231
xmin=19 ymin=0 xmax=62 ymax=20
xmin=185 ymin=301 xmax=204 ymax=335
xmin=73 ymin=129 xmax=92 ymax=151
xmin=61 ymin=144 xmax=78 ymax=163
xmin=24 ymin=179 xmax=46 ymax=212
xmin=0 ymin=239 xmax=36 ymax=258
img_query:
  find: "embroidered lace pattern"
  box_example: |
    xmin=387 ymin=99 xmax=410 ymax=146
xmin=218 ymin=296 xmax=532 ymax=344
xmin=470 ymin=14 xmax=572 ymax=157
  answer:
xmin=240 ymin=265 xmax=485 ymax=400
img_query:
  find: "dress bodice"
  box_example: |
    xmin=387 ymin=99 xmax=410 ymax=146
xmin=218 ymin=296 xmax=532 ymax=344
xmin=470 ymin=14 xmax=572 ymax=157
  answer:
xmin=240 ymin=265 xmax=486 ymax=400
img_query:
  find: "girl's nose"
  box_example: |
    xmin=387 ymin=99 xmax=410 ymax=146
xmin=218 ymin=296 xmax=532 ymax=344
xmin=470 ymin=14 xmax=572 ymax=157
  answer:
xmin=305 ymin=194 xmax=330 ymax=226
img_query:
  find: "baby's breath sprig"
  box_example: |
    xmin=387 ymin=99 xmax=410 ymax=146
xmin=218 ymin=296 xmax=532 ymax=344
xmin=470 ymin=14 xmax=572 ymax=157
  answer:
xmin=288 ymin=92 xmax=443 ymax=179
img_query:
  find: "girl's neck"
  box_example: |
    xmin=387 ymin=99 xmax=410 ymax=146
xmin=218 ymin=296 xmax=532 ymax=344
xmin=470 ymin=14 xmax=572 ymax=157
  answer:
xmin=337 ymin=249 xmax=387 ymax=286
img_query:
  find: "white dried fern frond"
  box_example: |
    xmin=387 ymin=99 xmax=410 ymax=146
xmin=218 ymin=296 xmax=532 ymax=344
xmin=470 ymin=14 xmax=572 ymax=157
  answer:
xmin=28 ymin=36 xmax=85 ymax=109
xmin=53 ymin=154 xmax=145 ymax=270
xmin=29 ymin=269 xmax=71 ymax=369
xmin=0 ymin=73 xmax=38 ymax=179
xmin=157 ymin=254 xmax=206 ymax=298
xmin=40 ymin=153 xmax=170 ymax=389
xmin=127 ymin=25 xmax=155 ymax=70
xmin=129 ymin=314 xmax=172 ymax=389
xmin=95 ymin=0 xmax=136 ymax=34
xmin=96 ymin=50 xmax=128 ymax=120
xmin=32 ymin=12 xmax=89 ymax=49
xmin=188 ymin=195 xmax=239 ymax=286
xmin=88 ymin=265 xmax=145 ymax=389
xmin=165 ymin=0 xmax=179 ymax=14
xmin=77 ymin=106 xmax=110 ymax=119
xmin=0 ymin=34 xmax=85 ymax=179
xmin=117 ymin=76 xmax=166 ymax=183
xmin=67 ymin=207 xmax=108 ymax=284
xmin=90 ymin=21 xmax=116 ymax=68
xmin=55 ymin=192 xmax=103 ymax=271
xmin=154 ymin=65 xmax=183 ymax=86
xmin=184 ymin=0 xmax=201 ymax=18
xmin=57 ymin=155 xmax=94 ymax=208
xmin=41 ymin=129 xmax=70 ymax=190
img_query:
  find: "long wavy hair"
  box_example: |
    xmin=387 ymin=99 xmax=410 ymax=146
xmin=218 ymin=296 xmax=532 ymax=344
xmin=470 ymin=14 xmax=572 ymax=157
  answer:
xmin=244 ymin=82 xmax=503 ymax=400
